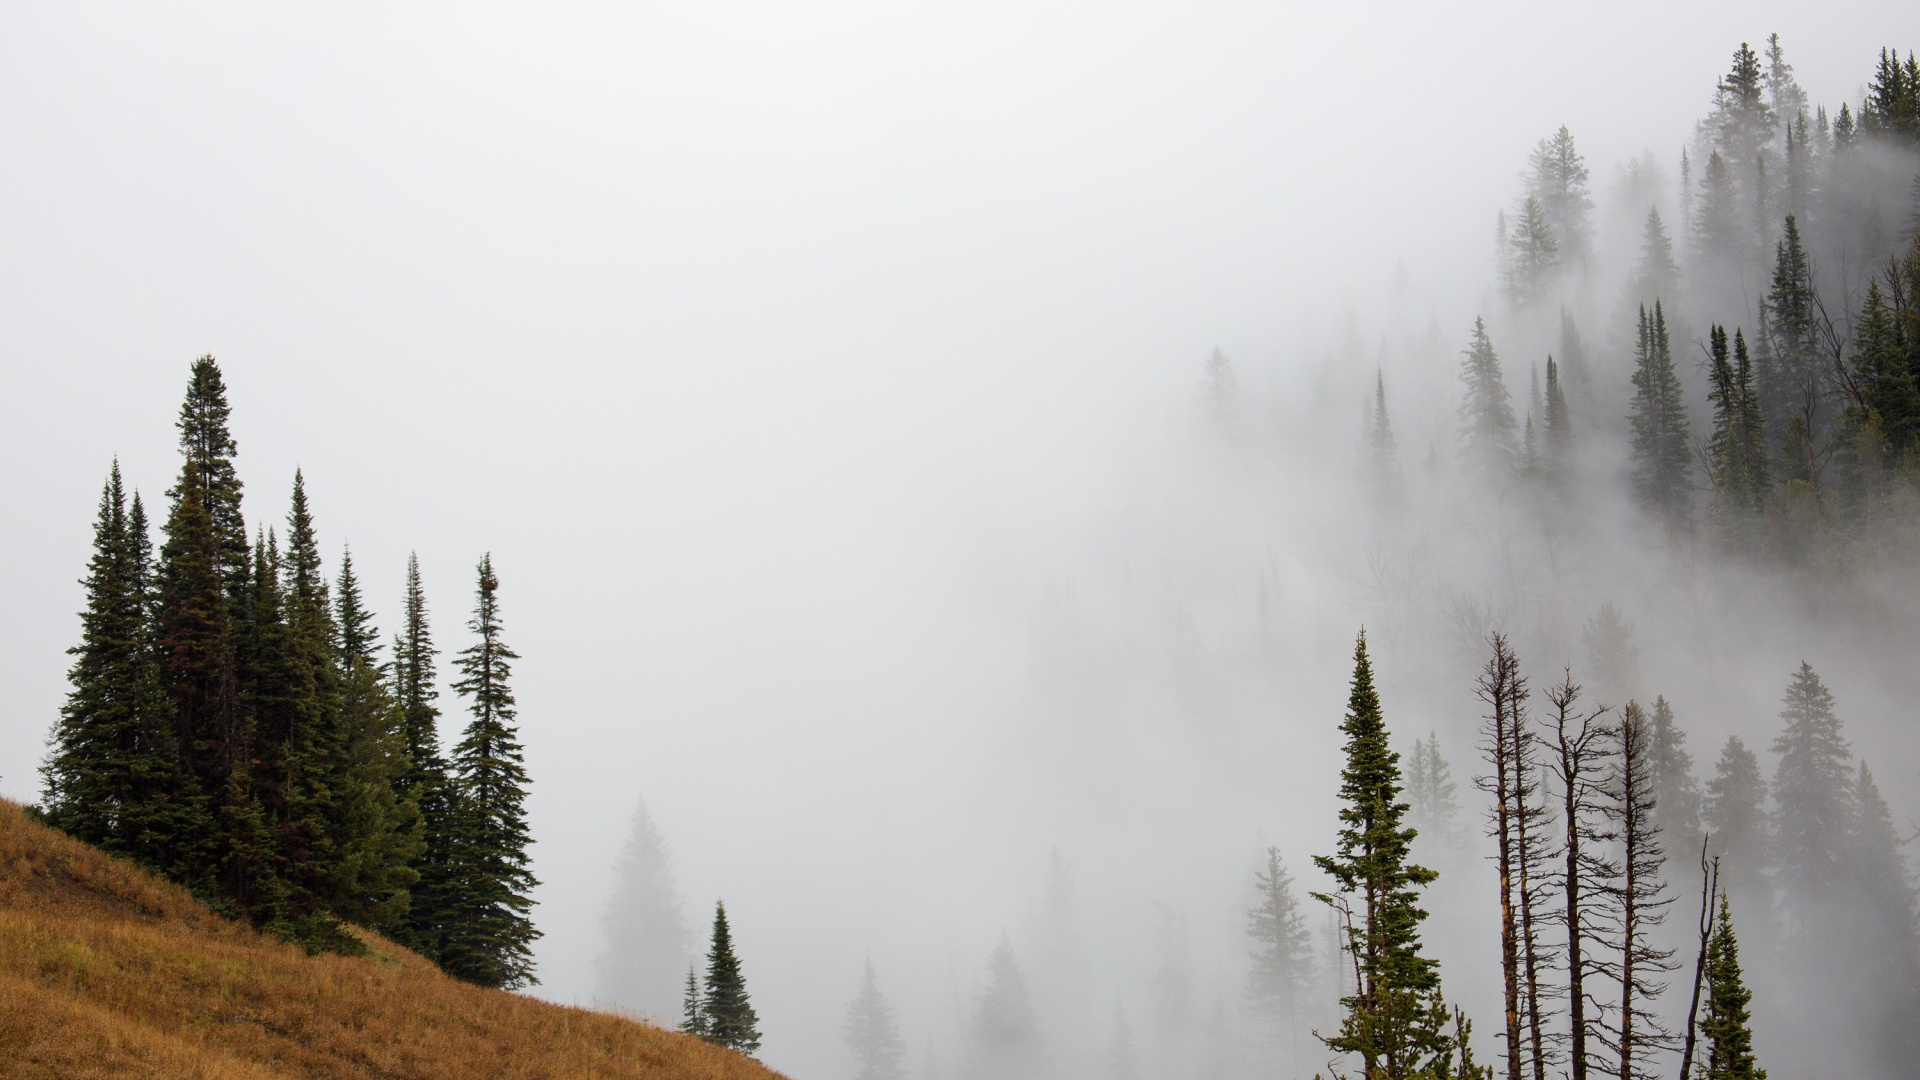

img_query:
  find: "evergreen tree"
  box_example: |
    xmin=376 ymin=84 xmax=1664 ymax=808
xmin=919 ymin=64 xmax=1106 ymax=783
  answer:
xmin=1706 ymin=326 xmax=1771 ymax=527
xmin=1846 ymin=279 xmax=1919 ymax=461
xmin=595 ymin=795 xmax=691 ymax=1020
xmin=439 ymin=555 xmax=540 ymax=988
xmin=1763 ymin=34 xmax=1806 ymax=121
xmin=845 ymin=958 xmax=909 ymax=1080
xmin=680 ymin=965 xmax=707 ymax=1038
xmin=1843 ymin=762 xmax=1920 ymax=1073
xmin=963 ymin=938 xmax=1047 ymax=1080
xmin=1247 ymin=845 xmax=1315 ymax=1072
xmin=1700 ymin=896 xmax=1764 ymax=1080
xmin=1732 ymin=331 xmax=1771 ymax=505
xmin=1504 ymin=196 xmax=1560 ymax=306
xmin=1581 ymin=604 xmax=1640 ymax=704
xmin=1527 ymin=127 xmax=1593 ymax=268
xmin=1459 ymin=318 xmax=1520 ymax=486
xmin=1769 ymin=663 xmax=1851 ymax=923
xmin=1705 ymin=43 xmax=1775 ymax=206
xmin=1372 ymin=370 xmax=1401 ymax=504
xmin=171 ymin=356 xmax=251 ymax=605
xmin=1542 ymin=357 xmax=1572 ymax=494
xmin=1631 ymin=208 xmax=1682 ymax=308
xmin=1693 ymin=151 xmax=1740 ymax=266
xmin=1405 ymin=733 xmax=1464 ymax=858
xmin=42 ymin=467 xmax=206 ymax=879
xmin=1762 ymin=216 xmax=1821 ymax=465
xmin=1559 ymin=308 xmax=1592 ymax=408
xmin=334 ymin=546 xmax=379 ymax=665
xmin=1105 ymin=1006 xmax=1142 ymax=1080
xmin=1701 ymin=738 xmax=1771 ymax=935
xmin=1627 ymin=302 xmax=1693 ymax=530
xmin=392 ymin=552 xmax=456 ymax=956
xmin=1861 ymin=48 xmax=1920 ymax=142
xmin=699 ymin=900 xmax=761 ymax=1055
xmin=1645 ymin=696 xmax=1703 ymax=870
xmin=1313 ymin=632 xmax=1476 ymax=1079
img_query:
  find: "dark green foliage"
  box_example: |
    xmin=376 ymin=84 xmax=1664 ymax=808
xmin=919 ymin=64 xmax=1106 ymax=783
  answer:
xmin=42 ymin=467 xmax=209 ymax=880
xmin=701 ymin=901 xmax=761 ymax=1056
xmin=438 ymin=555 xmax=540 ymax=989
xmin=1700 ymin=897 xmax=1764 ymax=1080
xmin=1860 ymin=48 xmax=1920 ymax=142
xmin=328 ymin=625 xmax=422 ymax=940
xmin=1459 ymin=319 xmax=1519 ymax=486
xmin=1762 ymin=216 xmax=1823 ymax=465
xmin=171 ymin=356 xmax=251 ymax=604
xmin=1628 ymin=302 xmax=1692 ymax=529
xmin=680 ymin=966 xmax=707 ymax=1038
xmin=1706 ymin=327 xmax=1772 ymax=527
xmin=1846 ymin=279 xmax=1919 ymax=462
xmin=1313 ymin=633 xmax=1477 ymax=1079
xmin=844 ymin=958 xmax=907 ymax=1080
xmin=334 ymin=547 xmax=379 ymax=666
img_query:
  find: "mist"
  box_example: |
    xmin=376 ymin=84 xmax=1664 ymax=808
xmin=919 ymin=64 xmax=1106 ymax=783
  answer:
xmin=3 ymin=4 xmax=1917 ymax=1079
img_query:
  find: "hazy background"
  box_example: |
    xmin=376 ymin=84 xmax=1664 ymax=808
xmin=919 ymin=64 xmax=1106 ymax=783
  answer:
xmin=1 ymin=4 xmax=1912 ymax=1078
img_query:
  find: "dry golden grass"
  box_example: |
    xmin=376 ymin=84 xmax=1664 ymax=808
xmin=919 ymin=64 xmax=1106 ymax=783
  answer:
xmin=0 ymin=800 xmax=786 ymax=1080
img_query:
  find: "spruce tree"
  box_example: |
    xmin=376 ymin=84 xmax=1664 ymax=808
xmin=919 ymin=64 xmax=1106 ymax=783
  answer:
xmin=1846 ymin=279 xmax=1919 ymax=462
xmin=680 ymin=966 xmax=707 ymax=1038
xmin=172 ymin=356 xmax=251 ymax=606
xmin=702 ymin=901 xmax=762 ymax=1055
xmin=1459 ymin=318 xmax=1519 ymax=487
xmin=595 ymin=795 xmax=692 ymax=1020
xmin=845 ymin=958 xmax=908 ymax=1080
xmin=963 ymin=938 xmax=1047 ymax=1080
xmin=1559 ymin=308 xmax=1592 ymax=407
xmin=1702 ymin=738 xmax=1771 ymax=934
xmin=1706 ymin=326 xmax=1771 ymax=530
xmin=42 ymin=467 xmax=206 ymax=879
xmin=1527 ymin=127 xmax=1592 ymax=269
xmin=1627 ymin=302 xmax=1692 ymax=530
xmin=1632 ymin=208 xmax=1682 ymax=308
xmin=1645 ymin=696 xmax=1703 ymax=870
xmin=440 ymin=554 xmax=540 ymax=988
xmin=1693 ymin=152 xmax=1739 ymax=266
xmin=1844 ymin=762 xmax=1920 ymax=1073
xmin=1313 ymin=632 xmax=1476 ymax=1079
xmin=1763 ymin=216 xmax=1821 ymax=464
xmin=1504 ymin=196 xmax=1559 ymax=307
xmin=1541 ymin=356 xmax=1571 ymax=492
xmin=1405 ymin=733 xmax=1464 ymax=858
xmin=1731 ymin=332 xmax=1771 ymax=506
xmin=392 ymin=552 xmax=456 ymax=956
xmin=1372 ymin=370 xmax=1401 ymax=504
xmin=1769 ymin=663 xmax=1851 ymax=921
xmin=334 ymin=546 xmax=379 ymax=665
xmin=1247 ymin=845 xmax=1315 ymax=1071
xmin=1700 ymin=897 xmax=1764 ymax=1080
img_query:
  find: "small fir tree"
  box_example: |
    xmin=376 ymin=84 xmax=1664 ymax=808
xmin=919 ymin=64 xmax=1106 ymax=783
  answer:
xmin=845 ymin=958 xmax=909 ymax=1080
xmin=595 ymin=795 xmax=692 ymax=1020
xmin=702 ymin=901 xmax=762 ymax=1055
xmin=963 ymin=938 xmax=1047 ymax=1080
xmin=1700 ymin=897 xmax=1764 ymax=1080
xmin=1247 ymin=845 xmax=1315 ymax=1070
xmin=1459 ymin=319 xmax=1520 ymax=487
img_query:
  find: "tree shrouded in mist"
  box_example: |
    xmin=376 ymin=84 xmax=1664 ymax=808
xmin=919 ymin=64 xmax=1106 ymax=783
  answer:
xmin=1459 ymin=318 xmax=1519 ymax=487
xmin=596 ymin=795 xmax=691 ymax=1019
xmin=844 ymin=958 xmax=908 ymax=1080
xmin=964 ymin=937 xmax=1048 ymax=1080
xmin=1627 ymin=301 xmax=1692 ymax=531
xmin=1246 ymin=845 xmax=1314 ymax=1072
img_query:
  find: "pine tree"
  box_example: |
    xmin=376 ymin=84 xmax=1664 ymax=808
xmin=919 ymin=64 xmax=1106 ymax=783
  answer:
xmin=1763 ymin=34 xmax=1806 ymax=121
xmin=1846 ymin=279 xmax=1919 ymax=461
xmin=1732 ymin=331 xmax=1771 ymax=505
xmin=1702 ymin=738 xmax=1771 ymax=934
xmin=1581 ymin=604 xmax=1640 ymax=704
xmin=392 ymin=552 xmax=456 ymax=957
xmin=1559 ymin=309 xmax=1592 ymax=409
xmin=1528 ymin=127 xmax=1593 ymax=268
xmin=172 ymin=356 xmax=251 ymax=606
xmin=1693 ymin=151 xmax=1740 ymax=266
xmin=845 ymin=958 xmax=909 ymax=1080
xmin=595 ymin=795 xmax=691 ymax=1020
xmin=1843 ymin=762 xmax=1920 ymax=1073
xmin=680 ymin=966 xmax=707 ymax=1038
xmin=1627 ymin=302 xmax=1693 ymax=530
xmin=1313 ymin=632 xmax=1475 ymax=1079
xmin=1706 ymin=326 xmax=1771 ymax=529
xmin=42 ymin=466 xmax=207 ymax=879
xmin=697 ymin=900 xmax=761 ymax=1055
xmin=1247 ymin=845 xmax=1315 ymax=1072
xmin=327 ymin=559 xmax=421 ymax=941
xmin=1632 ymin=208 xmax=1682 ymax=308
xmin=1700 ymin=897 xmax=1764 ymax=1080
xmin=1459 ymin=318 xmax=1519 ymax=486
xmin=1505 ymin=196 xmax=1560 ymax=306
xmin=1372 ymin=370 xmax=1401 ymax=504
xmin=1762 ymin=216 xmax=1821 ymax=464
xmin=440 ymin=555 xmax=540 ymax=988
xmin=1542 ymin=357 xmax=1572 ymax=494
xmin=1645 ymin=696 xmax=1703 ymax=870
xmin=1406 ymin=733 xmax=1464 ymax=858
xmin=963 ymin=938 xmax=1047 ymax=1080
xmin=1769 ymin=663 xmax=1851 ymax=924
xmin=1598 ymin=702 xmax=1678 ymax=1080
xmin=1705 ymin=43 xmax=1775 ymax=204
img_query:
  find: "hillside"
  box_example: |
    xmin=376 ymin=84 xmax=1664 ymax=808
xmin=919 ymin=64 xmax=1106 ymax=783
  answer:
xmin=0 ymin=800 xmax=784 ymax=1080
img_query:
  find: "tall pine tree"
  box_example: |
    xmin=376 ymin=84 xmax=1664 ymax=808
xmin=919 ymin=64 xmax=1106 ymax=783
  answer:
xmin=1459 ymin=319 xmax=1520 ymax=487
xmin=392 ymin=552 xmax=457 ymax=957
xmin=1700 ymin=896 xmax=1765 ymax=1080
xmin=439 ymin=554 xmax=540 ymax=988
xmin=702 ymin=901 xmax=762 ymax=1056
xmin=1628 ymin=302 xmax=1693 ymax=530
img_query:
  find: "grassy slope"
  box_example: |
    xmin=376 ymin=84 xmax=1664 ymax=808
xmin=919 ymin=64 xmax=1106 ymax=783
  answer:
xmin=0 ymin=800 xmax=784 ymax=1080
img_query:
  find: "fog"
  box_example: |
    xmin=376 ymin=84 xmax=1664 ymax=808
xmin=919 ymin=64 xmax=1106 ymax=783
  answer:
xmin=2 ymin=4 xmax=1915 ymax=1079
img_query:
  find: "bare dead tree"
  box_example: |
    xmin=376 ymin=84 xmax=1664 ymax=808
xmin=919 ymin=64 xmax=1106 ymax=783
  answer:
xmin=1596 ymin=702 xmax=1678 ymax=1080
xmin=1475 ymin=633 xmax=1557 ymax=1080
xmin=1544 ymin=671 xmax=1613 ymax=1080
xmin=1678 ymin=844 xmax=1720 ymax=1080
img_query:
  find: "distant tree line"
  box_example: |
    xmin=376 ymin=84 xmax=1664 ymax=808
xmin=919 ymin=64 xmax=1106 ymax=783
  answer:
xmin=39 ymin=356 xmax=539 ymax=989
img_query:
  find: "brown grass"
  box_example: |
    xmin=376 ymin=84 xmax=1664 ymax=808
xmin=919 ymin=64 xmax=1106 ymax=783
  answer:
xmin=0 ymin=800 xmax=786 ymax=1080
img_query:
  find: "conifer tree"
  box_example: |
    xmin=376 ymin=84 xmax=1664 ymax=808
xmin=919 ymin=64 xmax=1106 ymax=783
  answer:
xmin=1313 ymin=632 xmax=1477 ymax=1079
xmin=391 ymin=552 xmax=456 ymax=955
xmin=1542 ymin=357 xmax=1571 ymax=494
xmin=1645 ymin=696 xmax=1703 ymax=870
xmin=1702 ymin=738 xmax=1770 ymax=934
xmin=1372 ymin=370 xmax=1401 ymax=504
xmin=334 ymin=547 xmax=379 ymax=666
xmin=1247 ymin=845 xmax=1315 ymax=1070
xmin=1406 ymin=733 xmax=1464 ymax=858
xmin=699 ymin=901 xmax=761 ymax=1055
xmin=596 ymin=795 xmax=691 ymax=1020
xmin=1706 ymin=326 xmax=1771 ymax=528
xmin=1842 ymin=762 xmax=1920 ymax=1072
xmin=1769 ymin=663 xmax=1850 ymax=926
xmin=1763 ymin=34 xmax=1806 ymax=122
xmin=1504 ymin=196 xmax=1560 ymax=306
xmin=1693 ymin=152 xmax=1740 ymax=266
xmin=172 ymin=356 xmax=251 ymax=605
xmin=1599 ymin=702 xmax=1678 ymax=1080
xmin=1632 ymin=208 xmax=1682 ymax=308
xmin=1559 ymin=309 xmax=1592 ymax=409
xmin=1846 ymin=279 xmax=1919 ymax=461
xmin=1762 ymin=216 xmax=1820 ymax=461
xmin=1731 ymin=331 xmax=1771 ymax=504
xmin=440 ymin=555 xmax=540 ymax=988
xmin=845 ymin=958 xmax=909 ymax=1080
xmin=1700 ymin=897 xmax=1764 ymax=1080
xmin=42 ymin=466 xmax=207 ymax=879
xmin=1628 ymin=302 xmax=1692 ymax=530
xmin=1528 ymin=127 xmax=1593 ymax=268
xmin=1459 ymin=319 xmax=1519 ymax=487
xmin=963 ymin=938 xmax=1047 ymax=1080
xmin=1581 ymin=604 xmax=1640 ymax=704
xmin=680 ymin=966 xmax=706 ymax=1038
